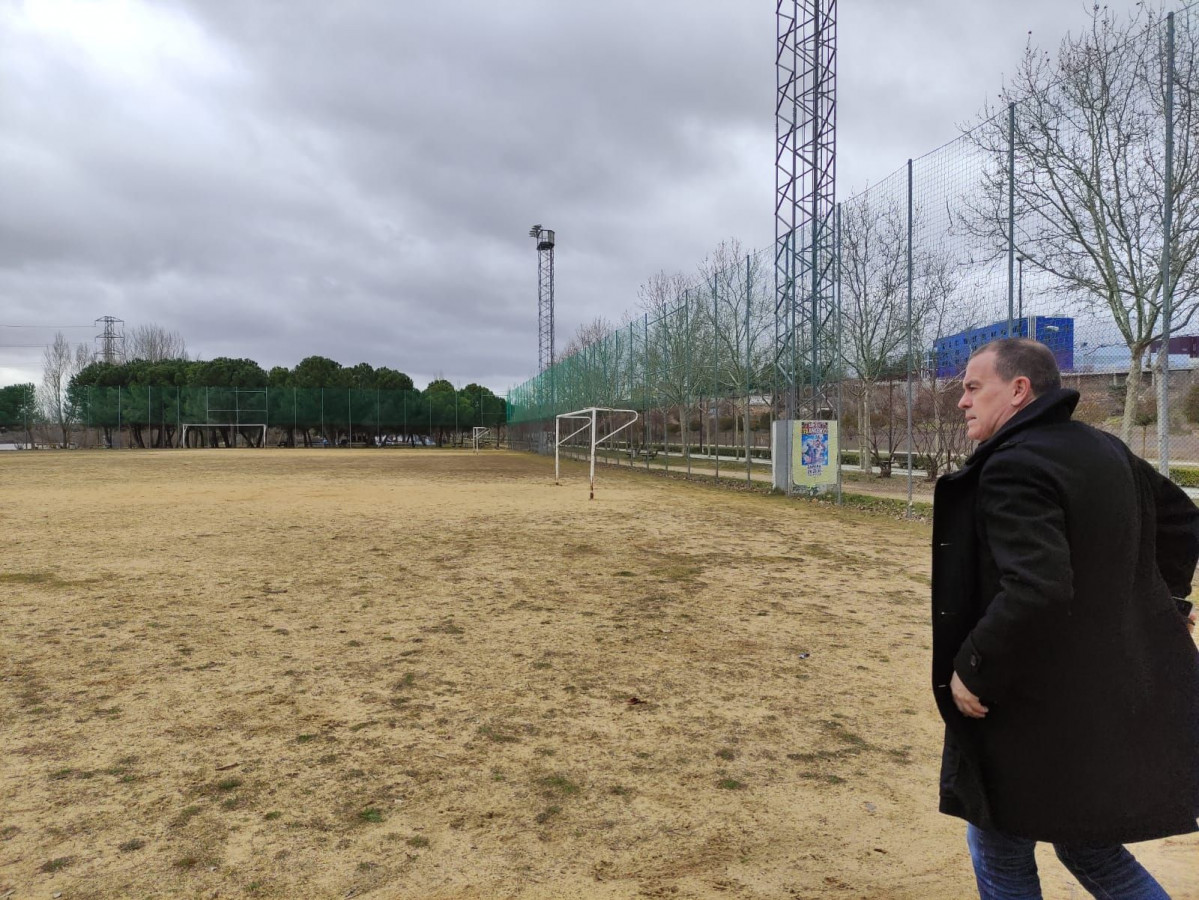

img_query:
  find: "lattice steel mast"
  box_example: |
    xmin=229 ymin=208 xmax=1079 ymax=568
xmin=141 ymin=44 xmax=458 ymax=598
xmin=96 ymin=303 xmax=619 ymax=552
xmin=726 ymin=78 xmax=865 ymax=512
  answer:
xmin=775 ymin=0 xmax=836 ymax=419
xmin=530 ymin=225 xmax=556 ymax=375
xmin=94 ymin=315 xmax=125 ymax=364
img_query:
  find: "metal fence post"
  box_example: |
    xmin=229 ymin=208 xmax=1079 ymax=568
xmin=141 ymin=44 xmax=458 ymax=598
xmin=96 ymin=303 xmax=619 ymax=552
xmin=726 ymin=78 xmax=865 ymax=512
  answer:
xmin=1007 ymin=101 xmax=1016 ymax=338
xmin=1158 ymin=11 xmax=1176 ymax=476
xmin=713 ymin=273 xmax=720 ymax=479
xmin=836 ymin=201 xmax=843 ymax=507
xmin=746 ymin=253 xmax=753 ymax=485
xmin=684 ymin=293 xmax=691 ymax=478
xmin=644 ymin=313 xmax=651 ymax=470
xmin=906 ymin=158 xmax=914 ymax=516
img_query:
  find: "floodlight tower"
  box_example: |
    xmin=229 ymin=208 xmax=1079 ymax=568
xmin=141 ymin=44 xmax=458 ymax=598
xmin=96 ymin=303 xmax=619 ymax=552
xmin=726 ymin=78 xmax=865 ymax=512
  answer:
xmin=95 ymin=316 xmax=125 ymax=364
xmin=530 ymin=225 xmax=556 ymax=375
xmin=775 ymin=0 xmax=836 ymax=419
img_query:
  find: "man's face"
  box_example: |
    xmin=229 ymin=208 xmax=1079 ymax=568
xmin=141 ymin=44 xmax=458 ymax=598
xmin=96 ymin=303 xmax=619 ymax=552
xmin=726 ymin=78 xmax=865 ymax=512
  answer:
xmin=958 ymin=350 xmax=1024 ymax=442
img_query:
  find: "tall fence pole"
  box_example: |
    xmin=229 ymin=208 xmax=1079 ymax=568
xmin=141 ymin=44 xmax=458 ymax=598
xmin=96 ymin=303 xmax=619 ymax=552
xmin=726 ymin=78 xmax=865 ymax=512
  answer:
xmin=906 ymin=158 xmax=914 ymax=515
xmin=644 ymin=313 xmax=650 ymax=469
xmin=663 ymin=314 xmax=670 ymax=474
xmin=713 ymin=274 xmax=720 ymax=479
xmin=746 ymin=254 xmax=753 ymax=485
xmin=629 ymin=320 xmax=636 ymax=463
xmin=684 ymin=294 xmax=691 ymax=478
xmin=1158 ymin=11 xmax=1176 ymax=476
xmin=836 ymin=201 xmax=843 ymax=507
xmin=1007 ymin=102 xmax=1016 ymax=338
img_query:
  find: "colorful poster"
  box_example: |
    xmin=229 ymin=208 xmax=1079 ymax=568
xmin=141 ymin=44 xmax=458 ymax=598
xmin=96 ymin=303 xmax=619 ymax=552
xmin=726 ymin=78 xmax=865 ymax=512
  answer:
xmin=792 ymin=420 xmax=838 ymax=489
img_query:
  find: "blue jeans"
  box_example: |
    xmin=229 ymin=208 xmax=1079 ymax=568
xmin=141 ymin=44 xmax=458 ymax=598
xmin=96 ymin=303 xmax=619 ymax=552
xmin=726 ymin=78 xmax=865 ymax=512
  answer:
xmin=966 ymin=824 xmax=1171 ymax=899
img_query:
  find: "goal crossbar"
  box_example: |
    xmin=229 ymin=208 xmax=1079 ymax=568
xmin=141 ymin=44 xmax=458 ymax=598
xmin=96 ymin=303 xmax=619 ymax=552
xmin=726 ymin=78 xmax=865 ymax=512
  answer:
xmin=554 ymin=407 xmax=639 ymax=499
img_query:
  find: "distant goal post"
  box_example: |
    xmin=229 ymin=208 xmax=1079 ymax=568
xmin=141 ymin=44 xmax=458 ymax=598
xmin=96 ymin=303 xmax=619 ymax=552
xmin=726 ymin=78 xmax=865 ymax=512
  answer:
xmin=182 ymin=388 xmax=269 ymax=448
xmin=180 ymin=423 xmax=268 ymax=448
xmin=554 ymin=407 xmax=639 ymax=500
xmin=472 ymin=426 xmax=491 ymax=452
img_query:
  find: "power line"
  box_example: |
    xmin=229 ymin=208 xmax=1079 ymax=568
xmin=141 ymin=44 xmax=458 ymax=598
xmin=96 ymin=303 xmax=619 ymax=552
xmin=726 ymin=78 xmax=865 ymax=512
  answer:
xmin=1 ymin=324 xmax=94 ymax=329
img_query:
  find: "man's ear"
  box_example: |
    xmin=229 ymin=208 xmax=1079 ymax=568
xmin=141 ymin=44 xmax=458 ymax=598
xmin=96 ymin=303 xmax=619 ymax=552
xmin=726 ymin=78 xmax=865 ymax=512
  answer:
xmin=1011 ymin=376 xmax=1033 ymax=406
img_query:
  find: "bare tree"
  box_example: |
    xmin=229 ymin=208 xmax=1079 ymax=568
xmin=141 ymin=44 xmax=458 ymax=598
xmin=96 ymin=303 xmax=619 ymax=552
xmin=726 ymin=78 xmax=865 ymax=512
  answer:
xmin=126 ymin=323 xmax=188 ymax=362
xmin=561 ymin=317 xmax=615 ymax=358
xmin=698 ymin=241 xmax=774 ymax=459
xmin=911 ymin=369 xmax=973 ymax=480
xmin=552 ymin=317 xmax=629 ymax=412
xmin=840 ymin=193 xmax=910 ymax=469
xmin=39 ymin=332 xmax=92 ymax=446
xmin=966 ymin=5 xmax=1199 ymax=441
xmin=841 ymin=191 xmax=961 ymax=471
xmin=638 ymin=270 xmax=705 ymax=463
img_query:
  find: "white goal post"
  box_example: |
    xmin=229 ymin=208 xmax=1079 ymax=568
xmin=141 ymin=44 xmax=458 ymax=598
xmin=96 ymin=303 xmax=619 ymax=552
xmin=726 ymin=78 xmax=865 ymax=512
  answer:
xmin=554 ymin=407 xmax=639 ymax=499
xmin=181 ymin=423 xmax=268 ymax=448
xmin=472 ymin=426 xmax=491 ymax=452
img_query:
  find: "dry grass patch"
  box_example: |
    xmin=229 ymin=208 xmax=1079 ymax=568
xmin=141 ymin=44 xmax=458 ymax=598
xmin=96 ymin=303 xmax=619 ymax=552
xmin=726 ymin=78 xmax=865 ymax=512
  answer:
xmin=0 ymin=449 xmax=1194 ymax=899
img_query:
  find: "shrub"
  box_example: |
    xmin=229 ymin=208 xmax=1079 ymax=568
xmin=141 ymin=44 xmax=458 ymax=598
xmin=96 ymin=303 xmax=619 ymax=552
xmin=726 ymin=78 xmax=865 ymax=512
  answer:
xmin=1170 ymin=466 xmax=1199 ymax=488
xmin=1184 ymin=385 xmax=1199 ymax=425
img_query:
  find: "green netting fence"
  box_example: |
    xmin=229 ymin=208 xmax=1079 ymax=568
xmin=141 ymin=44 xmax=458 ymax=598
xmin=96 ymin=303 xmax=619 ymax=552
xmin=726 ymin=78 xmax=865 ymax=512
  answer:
xmin=507 ymin=6 xmax=1199 ymax=486
xmin=65 ymin=385 xmax=507 ymax=449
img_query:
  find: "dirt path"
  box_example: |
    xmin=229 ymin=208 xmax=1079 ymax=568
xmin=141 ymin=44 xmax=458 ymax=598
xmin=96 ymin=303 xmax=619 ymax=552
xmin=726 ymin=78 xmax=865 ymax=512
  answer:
xmin=0 ymin=449 xmax=1194 ymax=899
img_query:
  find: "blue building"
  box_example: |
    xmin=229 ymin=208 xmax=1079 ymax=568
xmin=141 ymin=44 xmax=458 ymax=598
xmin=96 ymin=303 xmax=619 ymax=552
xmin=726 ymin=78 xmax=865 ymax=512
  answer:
xmin=931 ymin=317 xmax=1074 ymax=377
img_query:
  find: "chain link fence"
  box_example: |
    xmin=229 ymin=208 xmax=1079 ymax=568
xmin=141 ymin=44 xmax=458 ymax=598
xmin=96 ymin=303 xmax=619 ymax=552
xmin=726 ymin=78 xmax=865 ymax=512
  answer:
xmin=508 ymin=5 xmax=1199 ymax=488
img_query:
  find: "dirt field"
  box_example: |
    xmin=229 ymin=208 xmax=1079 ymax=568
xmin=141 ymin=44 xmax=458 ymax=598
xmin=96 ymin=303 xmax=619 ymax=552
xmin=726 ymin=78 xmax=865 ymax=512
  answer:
xmin=1 ymin=449 xmax=1195 ymax=900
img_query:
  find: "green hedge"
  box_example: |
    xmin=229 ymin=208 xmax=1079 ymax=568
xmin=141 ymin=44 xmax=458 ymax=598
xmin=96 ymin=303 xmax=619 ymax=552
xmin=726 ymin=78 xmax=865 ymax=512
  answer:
xmin=1170 ymin=466 xmax=1199 ymax=487
xmin=839 ymin=449 xmax=943 ymax=471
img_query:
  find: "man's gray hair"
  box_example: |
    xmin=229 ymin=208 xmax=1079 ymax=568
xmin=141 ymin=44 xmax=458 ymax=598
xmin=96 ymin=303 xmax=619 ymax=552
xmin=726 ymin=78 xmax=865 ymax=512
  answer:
xmin=971 ymin=338 xmax=1062 ymax=396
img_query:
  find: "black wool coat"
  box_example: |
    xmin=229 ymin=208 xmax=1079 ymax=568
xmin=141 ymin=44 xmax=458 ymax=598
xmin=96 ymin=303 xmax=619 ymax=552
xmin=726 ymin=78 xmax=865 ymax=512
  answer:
xmin=931 ymin=388 xmax=1199 ymax=844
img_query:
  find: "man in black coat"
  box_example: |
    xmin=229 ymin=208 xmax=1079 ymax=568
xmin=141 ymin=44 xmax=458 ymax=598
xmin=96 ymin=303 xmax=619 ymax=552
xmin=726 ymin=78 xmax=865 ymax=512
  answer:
xmin=931 ymin=338 xmax=1199 ymax=899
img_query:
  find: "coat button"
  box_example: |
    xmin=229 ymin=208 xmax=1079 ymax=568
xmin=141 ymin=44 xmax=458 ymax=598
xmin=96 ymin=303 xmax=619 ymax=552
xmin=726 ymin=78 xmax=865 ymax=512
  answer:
xmin=970 ymin=654 xmax=979 ymax=667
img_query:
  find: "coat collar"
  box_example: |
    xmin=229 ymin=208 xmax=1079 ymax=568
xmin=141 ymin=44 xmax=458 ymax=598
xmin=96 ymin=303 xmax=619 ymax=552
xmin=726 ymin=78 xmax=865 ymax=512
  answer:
xmin=955 ymin=387 xmax=1080 ymax=474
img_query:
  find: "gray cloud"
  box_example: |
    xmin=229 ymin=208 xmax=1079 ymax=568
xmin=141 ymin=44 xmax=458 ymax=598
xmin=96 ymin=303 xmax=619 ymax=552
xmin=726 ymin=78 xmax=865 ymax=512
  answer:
xmin=0 ymin=0 xmax=1150 ymax=391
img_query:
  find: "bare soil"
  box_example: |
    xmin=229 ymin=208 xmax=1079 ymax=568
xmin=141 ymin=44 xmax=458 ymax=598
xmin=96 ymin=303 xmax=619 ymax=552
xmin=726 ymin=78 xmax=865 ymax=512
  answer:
xmin=1 ymin=449 xmax=1195 ymax=899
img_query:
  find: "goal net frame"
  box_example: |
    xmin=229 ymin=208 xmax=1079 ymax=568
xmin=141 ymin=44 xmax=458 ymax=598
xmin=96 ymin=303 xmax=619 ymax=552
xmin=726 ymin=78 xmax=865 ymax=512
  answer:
xmin=182 ymin=388 xmax=269 ymax=448
xmin=472 ymin=426 xmax=491 ymax=452
xmin=180 ymin=423 xmax=268 ymax=448
xmin=554 ymin=407 xmax=639 ymax=499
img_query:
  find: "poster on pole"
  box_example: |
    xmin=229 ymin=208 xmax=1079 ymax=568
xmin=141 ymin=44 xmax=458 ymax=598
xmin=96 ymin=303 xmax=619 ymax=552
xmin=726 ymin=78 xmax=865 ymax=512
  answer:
xmin=792 ymin=420 xmax=838 ymax=490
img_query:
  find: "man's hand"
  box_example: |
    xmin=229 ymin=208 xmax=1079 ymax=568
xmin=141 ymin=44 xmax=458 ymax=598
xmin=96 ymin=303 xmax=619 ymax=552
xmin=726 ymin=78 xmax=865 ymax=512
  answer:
xmin=951 ymin=671 xmax=989 ymax=719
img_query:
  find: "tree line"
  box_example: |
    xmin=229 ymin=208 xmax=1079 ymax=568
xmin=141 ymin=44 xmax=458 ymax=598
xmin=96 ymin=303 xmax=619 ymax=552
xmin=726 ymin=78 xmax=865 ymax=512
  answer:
xmin=1 ymin=353 xmax=505 ymax=449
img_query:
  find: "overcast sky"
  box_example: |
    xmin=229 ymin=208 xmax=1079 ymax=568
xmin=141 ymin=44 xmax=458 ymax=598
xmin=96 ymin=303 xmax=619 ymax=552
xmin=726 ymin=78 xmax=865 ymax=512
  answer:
xmin=0 ymin=0 xmax=1152 ymax=393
